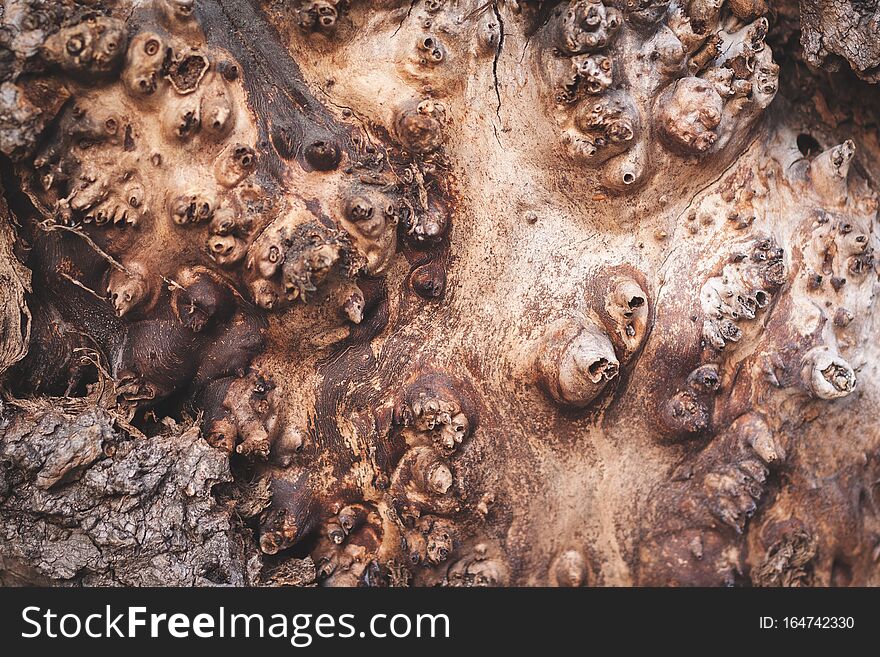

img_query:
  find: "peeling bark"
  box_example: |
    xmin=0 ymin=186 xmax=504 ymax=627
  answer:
xmin=0 ymin=1 xmax=879 ymax=587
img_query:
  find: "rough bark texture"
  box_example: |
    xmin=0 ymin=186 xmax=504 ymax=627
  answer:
xmin=0 ymin=0 xmax=878 ymax=587
xmin=799 ymin=0 xmax=880 ymax=83
xmin=0 ymin=402 xmax=267 ymax=586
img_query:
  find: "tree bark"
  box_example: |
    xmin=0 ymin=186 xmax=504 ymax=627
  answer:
xmin=0 ymin=0 xmax=878 ymax=587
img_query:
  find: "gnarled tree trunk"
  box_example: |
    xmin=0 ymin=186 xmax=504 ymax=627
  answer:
xmin=0 ymin=0 xmax=878 ymax=587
